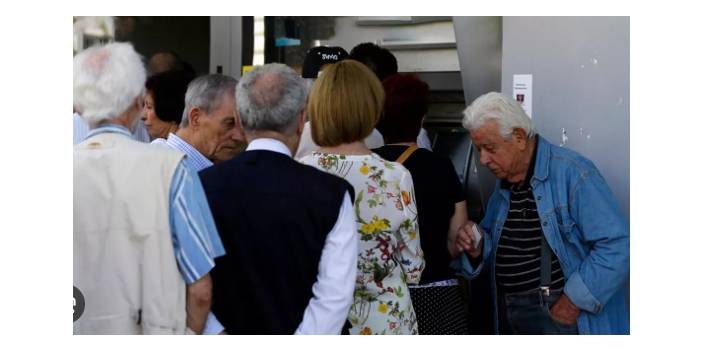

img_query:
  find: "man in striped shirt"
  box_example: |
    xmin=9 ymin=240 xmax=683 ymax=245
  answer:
xmin=73 ymin=42 xmax=225 ymax=334
xmin=151 ymin=74 xmax=247 ymax=171
xmin=453 ymin=92 xmax=629 ymax=334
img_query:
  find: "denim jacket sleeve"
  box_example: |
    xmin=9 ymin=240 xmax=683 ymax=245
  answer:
xmin=563 ymin=166 xmax=630 ymax=314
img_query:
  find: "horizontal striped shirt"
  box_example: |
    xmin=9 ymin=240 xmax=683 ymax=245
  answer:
xmin=152 ymin=133 xmax=213 ymax=172
xmin=85 ymin=125 xmax=225 ymax=284
xmin=495 ymin=140 xmax=564 ymax=294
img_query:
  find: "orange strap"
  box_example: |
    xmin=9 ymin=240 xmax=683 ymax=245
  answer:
xmin=395 ymin=145 xmax=418 ymax=164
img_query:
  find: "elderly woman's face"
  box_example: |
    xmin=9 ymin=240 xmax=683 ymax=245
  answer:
xmin=141 ymin=91 xmax=176 ymax=140
xmin=470 ymin=120 xmax=525 ymax=181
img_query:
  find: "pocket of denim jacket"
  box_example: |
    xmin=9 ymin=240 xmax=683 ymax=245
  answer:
xmin=555 ymin=207 xmax=575 ymax=234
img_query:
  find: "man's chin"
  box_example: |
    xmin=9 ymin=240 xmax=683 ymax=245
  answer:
xmin=489 ymin=169 xmax=506 ymax=179
xmin=213 ymin=144 xmax=247 ymax=163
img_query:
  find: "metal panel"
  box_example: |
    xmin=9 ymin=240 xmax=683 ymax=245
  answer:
xmin=451 ymin=16 xmax=503 ymax=224
xmin=210 ymin=16 xmax=243 ymax=78
xmin=453 ymin=16 xmax=503 ymax=103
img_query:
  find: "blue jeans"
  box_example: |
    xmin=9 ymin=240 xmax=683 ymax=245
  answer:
xmin=498 ymin=289 xmax=579 ymax=335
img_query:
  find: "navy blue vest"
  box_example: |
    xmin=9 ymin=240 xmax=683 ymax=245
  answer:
xmin=199 ymin=150 xmax=354 ymax=334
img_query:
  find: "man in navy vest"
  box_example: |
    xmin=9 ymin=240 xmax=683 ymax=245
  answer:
xmin=199 ymin=63 xmax=358 ymax=334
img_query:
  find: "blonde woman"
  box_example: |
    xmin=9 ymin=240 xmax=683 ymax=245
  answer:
xmin=299 ymin=60 xmax=424 ymax=335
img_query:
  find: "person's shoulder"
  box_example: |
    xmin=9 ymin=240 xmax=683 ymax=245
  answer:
xmin=297 ymin=152 xmax=317 ymax=165
xmin=294 ymin=155 xmax=354 ymax=194
xmin=295 ymin=154 xmax=340 ymax=179
xmin=126 ymin=137 xmax=183 ymax=158
xmin=541 ymin=137 xmax=599 ymax=177
xmin=370 ymin=153 xmax=412 ymax=179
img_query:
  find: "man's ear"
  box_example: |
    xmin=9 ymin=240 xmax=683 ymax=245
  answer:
xmin=513 ymin=128 xmax=528 ymax=150
xmin=188 ymin=107 xmax=202 ymax=128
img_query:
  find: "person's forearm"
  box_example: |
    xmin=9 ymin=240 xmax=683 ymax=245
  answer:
xmin=186 ymin=293 xmax=210 ymax=333
xmin=186 ymin=274 xmax=213 ymax=334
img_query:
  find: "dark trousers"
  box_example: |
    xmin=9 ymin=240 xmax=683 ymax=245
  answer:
xmin=497 ymin=289 xmax=579 ymax=335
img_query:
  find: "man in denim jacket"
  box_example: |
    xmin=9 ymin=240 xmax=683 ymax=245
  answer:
xmin=452 ymin=92 xmax=629 ymax=334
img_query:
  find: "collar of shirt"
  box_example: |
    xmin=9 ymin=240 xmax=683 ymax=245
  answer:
xmin=165 ymin=133 xmax=213 ymax=171
xmin=246 ymin=138 xmax=292 ymax=157
xmin=85 ymin=124 xmax=134 ymax=140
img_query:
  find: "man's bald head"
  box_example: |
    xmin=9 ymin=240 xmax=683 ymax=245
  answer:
xmin=147 ymin=52 xmax=184 ymax=76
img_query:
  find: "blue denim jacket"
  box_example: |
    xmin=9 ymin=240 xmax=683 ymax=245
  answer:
xmin=453 ymin=136 xmax=630 ymax=334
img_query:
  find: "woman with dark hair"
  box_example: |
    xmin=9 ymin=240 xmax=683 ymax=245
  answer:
xmin=142 ymin=70 xmax=194 ymax=140
xmin=374 ymin=74 xmax=471 ymax=334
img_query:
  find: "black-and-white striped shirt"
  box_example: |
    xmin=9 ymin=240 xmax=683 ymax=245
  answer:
xmin=495 ymin=140 xmax=565 ymax=294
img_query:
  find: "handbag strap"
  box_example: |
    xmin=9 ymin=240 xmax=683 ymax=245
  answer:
xmin=395 ymin=145 xmax=418 ymax=164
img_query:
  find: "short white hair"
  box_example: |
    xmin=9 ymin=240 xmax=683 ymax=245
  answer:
xmin=462 ymin=92 xmax=535 ymax=139
xmin=73 ymin=42 xmax=146 ymax=126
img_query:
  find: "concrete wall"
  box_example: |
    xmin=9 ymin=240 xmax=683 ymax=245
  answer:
xmin=501 ymin=17 xmax=630 ymax=218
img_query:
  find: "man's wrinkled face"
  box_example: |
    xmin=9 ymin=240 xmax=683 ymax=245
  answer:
xmin=198 ymin=93 xmax=247 ymax=163
xmin=469 ymin=120 xmax=523 ymax=180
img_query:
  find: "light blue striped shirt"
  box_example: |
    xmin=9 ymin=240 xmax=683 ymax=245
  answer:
xmin=74 ymin=113 xmax=151 ymax=145
xmin=152 ymin=133 xmax=213 ymax=172
xmin=83 ymin=125 xmax=225 ymax=284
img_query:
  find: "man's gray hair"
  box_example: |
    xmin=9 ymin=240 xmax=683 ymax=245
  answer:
xmin=181 ymin=74 xmax=238 ymax=128
xmin=235 ymin=63 xmax=307 ymax=134
xmin=462 ymin=92 xmax=535 ymax=139
xmin=73 ymin=42 xmax=146 ymax=126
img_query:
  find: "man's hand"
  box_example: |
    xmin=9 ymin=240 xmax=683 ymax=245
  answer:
xmin=549 ymin=293 xmax=580 ymax=326
xmin=454 ymin=220 xmax=483 ymax=259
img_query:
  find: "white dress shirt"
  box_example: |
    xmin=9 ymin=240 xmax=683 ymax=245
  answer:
xmin=204 ymin=138 xmax=358 ymax=335
xmin=417 ymin=127 xmax=433 ymax=151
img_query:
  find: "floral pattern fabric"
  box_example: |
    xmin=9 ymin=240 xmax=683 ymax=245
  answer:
xmin=300 ymin=152 xmax=425 ymax=335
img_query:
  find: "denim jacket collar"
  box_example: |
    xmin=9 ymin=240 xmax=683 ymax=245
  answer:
xmin=531 ymin=134 xmax=550 ymax=184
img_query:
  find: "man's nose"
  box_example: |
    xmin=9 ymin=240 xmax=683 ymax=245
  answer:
xmin=231 ymin=128 xmax=245 ymax=141
xmin=479 ymin=151 xmax=490 ymax=166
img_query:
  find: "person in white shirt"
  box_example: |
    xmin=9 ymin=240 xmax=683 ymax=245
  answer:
xmin=198 ymin=63 xmax=358 ymax=334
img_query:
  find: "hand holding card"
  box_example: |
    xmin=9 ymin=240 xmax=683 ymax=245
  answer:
xmin=470 ymin=223 xmax=482 ymax=250
xmin=455 ymin=221 xmax=483 ymax=259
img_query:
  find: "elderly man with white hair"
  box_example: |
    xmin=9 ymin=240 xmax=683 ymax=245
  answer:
xmin=73 ymin=42 xmax=225 ymax=334
xmin=452 ymin=92 xmax=629 ymax=334
xmin=198 ymin=63 xmax=358 ymax=334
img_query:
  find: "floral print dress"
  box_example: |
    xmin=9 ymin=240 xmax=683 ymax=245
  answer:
xmin=299 ymin=152 xmax=425 ymax=335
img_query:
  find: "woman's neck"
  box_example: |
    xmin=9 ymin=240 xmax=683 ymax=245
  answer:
xmin=319 ymin=141 xmax=371 ymax=155
xmin=166 ymin=123 xmax=179 ymax=136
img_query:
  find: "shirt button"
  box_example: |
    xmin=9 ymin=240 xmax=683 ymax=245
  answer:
xmin=543 ymin=221 xmax=548 ymax=226
xmin=537 ymin=196 xmax=542 ymax=200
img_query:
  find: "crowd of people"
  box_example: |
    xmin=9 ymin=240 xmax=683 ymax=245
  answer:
xmin=73 ymin=40 xmax=630 ymax=335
